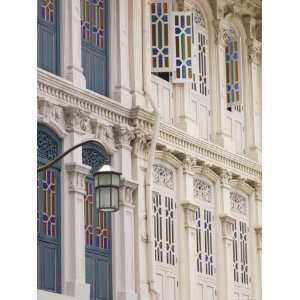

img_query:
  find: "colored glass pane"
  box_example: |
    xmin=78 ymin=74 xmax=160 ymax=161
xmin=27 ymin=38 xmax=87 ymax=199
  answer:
xmin=81 ymin=0 xmax=105 ymax=49
xmin=173 ymin=12 xmax=193 ymax=81
xmin=225 ymin=37 xmax=240 ymax=110
xmin=39 ymin=0 xmax=55 ymax=24
xmin=151 ymin=0 xmax=170 ymax=72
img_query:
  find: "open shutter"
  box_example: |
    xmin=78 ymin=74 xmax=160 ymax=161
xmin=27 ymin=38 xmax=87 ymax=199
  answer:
xmin=172 ymin=11 xmax=193 ymax=82
xmin=151 ymin=0 xmax=171 ymax=73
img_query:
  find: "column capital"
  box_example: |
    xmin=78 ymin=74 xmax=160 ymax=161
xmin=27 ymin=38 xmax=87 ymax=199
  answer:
xmin=247 ymin=38 xmax=262 ymax=65
xmin=220 ymin=214 xmax=235 ymax=240
xmin=254 ymin=182 xmax=262 ymax=201
xmin=63 ymin=106 xmax=92 ymax=134
xmin=182 ymin=203 xmax=198 ymax=230
xmin=182 ymin=154 xmax=197 ymax=175
xmin=113 ymin=124 xmax=135 ymax=151
xmin=219 ymin=169 xmax=232 ymax=188
xmin=65 ymin=162 xmax=91 ymax=195
xmin=132 ymin=128 xmax=151 ymax=160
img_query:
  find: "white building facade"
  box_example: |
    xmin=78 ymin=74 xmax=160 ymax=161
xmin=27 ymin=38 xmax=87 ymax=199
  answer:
xmin=37 ymin=1 xmax=262 ymax=300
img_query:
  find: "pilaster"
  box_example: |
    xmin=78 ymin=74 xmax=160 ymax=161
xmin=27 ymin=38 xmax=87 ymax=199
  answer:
xmin=219 ymin=214 xmax=235 ymax=300
xmin=112 ymin=179 xmax=138 ymax=300
xmin=181 ymin=203 xmax=198 ymax=300
xmin=60 ymin=0 xmax=86 ymax=88
xmin=63 ymin=162 xmax=90 ymax=300
xmin=110 ymin=0 xmax=132 ymax=108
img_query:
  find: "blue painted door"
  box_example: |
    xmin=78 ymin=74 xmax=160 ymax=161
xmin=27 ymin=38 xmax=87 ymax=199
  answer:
xmin=37 ymin=124 xmax=62 ymax=293
xmin=82 ymin=143 xmax=112 ymax=300
xmin=37 ymin=0 xmax=60 ymax=74
xmin=81 ymin=0 xmax=108 ymax=95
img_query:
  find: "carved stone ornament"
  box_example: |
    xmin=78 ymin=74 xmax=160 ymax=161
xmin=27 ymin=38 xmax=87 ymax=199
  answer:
xmin=194 ymin=178 xmax=211 ymax=203
xmin=153 ymin=164 xmax=174 ymax=190
xmin=113 ymin=125 xmax=135 ymax=149
xmin=90 ymin=120 xmax=115 ymax=149
xmin=38 ymin=97 xmax=65 ymax=128
xmin=223 ymin=25 xmax=238 ymax=43
xmin=220 ymin=170 xmax=232 ymax=186
xmin=132 ymin=128 xmax=151 ymax=158
xmin=248 ymin=39 xmax=262 ymax=65
xmin=193 ymin=8 xmax=206 ymax=28
xmin=220 ymin=215 xmax=235 ymax=240
xmin=182 ymin=203 xmax=198 ymax=229
xmin=230 ymin=191 xmax=246 ymax=215
xmin=63 ymin=106 xmax=91 ymax=133
xmin=182 ymin=155 xmax=197 ymax=173
xmin=119 ymin=178 xmax=138 ymax=207
xmin=65 ymin=163 xmax=90 ymax=195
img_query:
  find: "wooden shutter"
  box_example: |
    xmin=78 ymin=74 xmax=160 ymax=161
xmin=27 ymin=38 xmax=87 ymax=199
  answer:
xmin=37 ymin=0 xmax=59 ymax=74
xmin=172 ymin=11 xmax=193 ymax=82
xmin=81 ymin=0 xmax=108 ymax=95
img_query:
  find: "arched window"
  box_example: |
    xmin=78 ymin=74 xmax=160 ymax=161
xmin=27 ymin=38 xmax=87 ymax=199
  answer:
xmin=37 ymin=0 xmax=60 ymax=74
xmin=152 ymin=163 xmax=177 ymax=300
xmin=194 ymin=177 xmax=216 ymax=298
xmin=82 ymin=142 xmax=112 ymax=300
xmin=81 ymin=0 xmax=108 ymax=95
xmin=225 ymin=28 xmax=241 ymax=112
xmin=37 ymin=124 xmax=62 ymax=292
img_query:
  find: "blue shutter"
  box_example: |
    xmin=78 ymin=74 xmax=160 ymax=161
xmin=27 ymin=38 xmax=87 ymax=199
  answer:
xmin=82 ymin=143 xmax=112 ymax=300
xmin=37 ymin=124 xmax=62 ymax=293
xmin=81 ymin=0 xmax=108 ymax=95
xmin=37 ymin=0 xmax=60 ymax=74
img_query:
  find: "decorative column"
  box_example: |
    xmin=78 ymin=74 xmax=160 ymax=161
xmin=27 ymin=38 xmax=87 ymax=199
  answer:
xmin=113 ymin=179 xmax=138 ymax=300
xmin=217 ymin=170 xmax=234 ymax=300
xmin=112 ymin=125 xmax=138 ymax=300
xmin=212 ymin=20 xmax=228 ymax=148
xmin=61 ymin=106 xmax=93 ymax=299
xmin=110 ymin=0 xmax=132 ymax=108
xmin=255 ymin=226 xmax=262 ymax=300
xmin=131 ymin=128 xmax=152 ymax=300
xmin=220 ymin=215 xmax=235 ymax=300
xmin=180 ymin=155 xmax=197 ymax=300
xmin=61 ymin=0 xmax=86 ymax=88
xmin=64 ymin=163 xmax=91 ymax=300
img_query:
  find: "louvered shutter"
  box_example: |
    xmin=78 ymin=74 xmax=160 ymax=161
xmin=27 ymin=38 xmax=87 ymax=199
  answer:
xmin=172 ymin=11 xmax=193 ymax=82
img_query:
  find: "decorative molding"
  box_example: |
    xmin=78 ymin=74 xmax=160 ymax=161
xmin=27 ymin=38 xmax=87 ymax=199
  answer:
xmin=65 ymin=163 xmax=91 ymax=195
xmin=194 ymin=177 xmax=211 ymax=203
xmin=255 ymin=226 xmax=262 ymax=250
xmin=230 ymin=191 xmax=246 ymax=215
xmin=220 ymin=170 xmax=232 ymax=187
xmin=254 ymin=182 xmax=262 ymax=201
xmin=192 ymin=165 xmax=220 ymax=183
xmin=193 ymin=8 xmax=206 ymax=28
xmin=63 ymin=106 xmax=92 ymax=134
xmin=248 ymin=38 xmax=262 ymax=65
xmin=120 ymin=178 xmax=138 ymax=208
xmin=153 ymin=163 xmax=174 ymax=190
xmin=132 ymin=128 xmax=151 ymax=159
xmin=113 ymin=124 xmax=135 ymax=150
xmin=220 ymin=214 xmax=235 ymax=240
xmin=182 ymin=155 xmax=197 ymax=174
xmin=182 ymin=202 xmax=198 ymax=229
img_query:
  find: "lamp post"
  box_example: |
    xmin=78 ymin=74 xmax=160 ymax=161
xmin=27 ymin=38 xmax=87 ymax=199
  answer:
xmin=37 ymin=140 xmax=121 ymax=212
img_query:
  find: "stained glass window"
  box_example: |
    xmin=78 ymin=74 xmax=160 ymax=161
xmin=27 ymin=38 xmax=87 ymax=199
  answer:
xmin=81 ymin=0 xmax=105 ymax=49
xmin=82 ymin=143 xmax=110 ymax=250
xmin=173 ymin=12 xmax=193 ymax=82
xmin=37 ymin=0 xmax=59 ymax=74
xmin=192 ymin=10 xmax=209 ymax=96
xmin=37 ymin=124 xmax=61 ymax=292
xmin=225 ymin=30 xmax=241 ymax=111
xmin=151 ymin=0 xmax=170 ymax=72
xmin=39 ymin=0 xmax=55 ymax=24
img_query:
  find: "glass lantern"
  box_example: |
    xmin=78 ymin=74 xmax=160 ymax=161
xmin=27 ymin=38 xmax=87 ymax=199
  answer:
xmin=94 ymin=164 xmax=121 ymax=212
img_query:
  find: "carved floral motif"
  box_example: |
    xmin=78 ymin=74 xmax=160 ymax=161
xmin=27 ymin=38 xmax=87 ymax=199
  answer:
xmin=230 ymin=192 xmax=246 ymax=214
xmin=194 ymin=178 xmax=211 ymax=202
xmin=153 ymin=164 xmax=174 ymax=190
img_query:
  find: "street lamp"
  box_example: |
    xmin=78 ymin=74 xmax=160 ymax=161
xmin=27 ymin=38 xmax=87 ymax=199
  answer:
xmin=94 ymin=164 xmax=121 ymax=212
xmin=37 ymin=140 xmax=121 ymax=212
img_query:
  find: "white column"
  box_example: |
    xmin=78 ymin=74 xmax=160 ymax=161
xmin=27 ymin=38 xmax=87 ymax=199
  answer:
xmin=181 ymin=203 xmax=198 ymax=300
xmin=60 ymin=0 xmax=86 ymax=88
xmin=212 ymin=21 xmax=227 ymax=148
xmin=217 ymin=170 xmax=234 ymax=300
xmin=246 ymin=38 xmax=262 ymax=162
xmin=255 ymin=227 xmax=262 ymax=300
xmin=179 ymin=156 xmax=197 ymax=300
xmin=112 ymin=125 xmax=138 ymax=300
xmin=110 ymin=0 xmax=132 ymax=108
xmin=113 ymin=179 xmax=138 ymax=300
xmin=220 ymin=215 xmax=235 ymax=300
xmin=64 ymin=162 xmax=90 ymax=300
